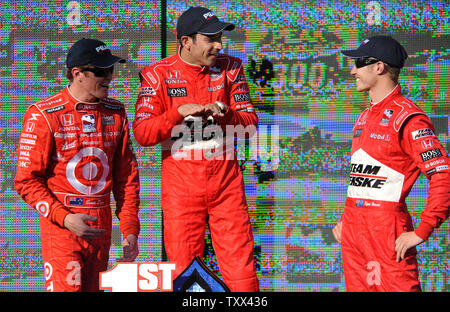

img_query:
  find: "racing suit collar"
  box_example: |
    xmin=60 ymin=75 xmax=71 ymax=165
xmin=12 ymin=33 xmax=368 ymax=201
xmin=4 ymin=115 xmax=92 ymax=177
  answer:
xmin=177 ymin=47 xmax=209 ymax=73
xmin=64 ymin=85 xmax=102 ymax=110
xmin=369 ymin=84 xmax=401 ymax=108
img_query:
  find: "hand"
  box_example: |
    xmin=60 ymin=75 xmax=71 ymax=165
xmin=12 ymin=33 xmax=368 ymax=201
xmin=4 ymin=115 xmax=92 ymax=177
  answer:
xmin=177 ymin=104 xmax=207 ymax=118
xmin=204 ymin=102 xmax=225 ymax=118
xmin=63 ymin=213 xmax=106 ymax=239
xmin=116 ymin=234 xmax=139 ymax=262
xmin=395 ymin=231 xmax=424 ymax=262
xmin=332 ymin=221 xmax=343 ymax=243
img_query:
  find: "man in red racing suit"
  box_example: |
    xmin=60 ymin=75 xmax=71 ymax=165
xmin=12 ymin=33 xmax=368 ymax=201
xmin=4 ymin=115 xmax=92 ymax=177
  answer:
xmin=333 ymin=36 xmax=450 ymax=291
xmin=132 ymin=7 xmax=259 ymax=292
xmin=14 ymin=39 xmax=140 ymax=292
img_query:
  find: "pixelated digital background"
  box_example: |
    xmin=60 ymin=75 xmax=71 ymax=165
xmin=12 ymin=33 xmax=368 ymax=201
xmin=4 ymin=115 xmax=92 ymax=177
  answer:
xmin=0 ymin=0 xmax=449 ymax=291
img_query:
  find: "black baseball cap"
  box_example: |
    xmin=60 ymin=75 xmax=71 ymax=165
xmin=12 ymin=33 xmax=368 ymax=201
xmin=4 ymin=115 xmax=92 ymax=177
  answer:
xmin=66 ymin=38 xmax=126 ymax=68
xmin=341 ymin=36 xmax=408 ymax=68
xmin=176 ymin=7 xmax=235 ymax=39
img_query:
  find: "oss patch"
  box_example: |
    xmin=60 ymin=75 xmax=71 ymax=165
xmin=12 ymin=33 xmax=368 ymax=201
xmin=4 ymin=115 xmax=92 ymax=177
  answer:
xmin=167 ymin=87 xmax=187 ymax=97
xmin=233 ymin=93 xmax=251 ymax=102
xmin=420 ymin=148 xmax=442 ymax=162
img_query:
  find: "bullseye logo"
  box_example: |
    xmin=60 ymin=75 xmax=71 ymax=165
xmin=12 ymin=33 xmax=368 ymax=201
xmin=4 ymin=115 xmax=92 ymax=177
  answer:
xmin=66 ymin=147 xmax=109 ymax=194
xmin=36 ymin=201 xmax=49 ymax=217
xmin=44 ymin=262 xmax=53 ymax=281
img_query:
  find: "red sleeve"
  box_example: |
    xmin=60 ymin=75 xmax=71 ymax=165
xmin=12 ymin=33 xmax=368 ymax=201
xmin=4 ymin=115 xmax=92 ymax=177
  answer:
xmin=132 ymin=68 xmax=184 ymax=147
xmin=219 ymin=60 xmax=258 ymax=129
xmin=14 ymin=105 xmax=70 ymax=227
xmin=113 ymin=115 xmax=141 ymax=238
xmin=400 ymin=114 xmax=450 ymax=240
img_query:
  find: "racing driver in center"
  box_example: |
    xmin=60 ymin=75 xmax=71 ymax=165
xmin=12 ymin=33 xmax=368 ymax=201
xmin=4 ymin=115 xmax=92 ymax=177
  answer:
xmin=133 ymin=7 xmax=259 ymax=292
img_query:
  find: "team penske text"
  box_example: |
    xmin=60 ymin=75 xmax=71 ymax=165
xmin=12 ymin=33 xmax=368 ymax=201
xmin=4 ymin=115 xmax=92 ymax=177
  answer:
xmin=349 ymin=163 xmax=386 ymax=189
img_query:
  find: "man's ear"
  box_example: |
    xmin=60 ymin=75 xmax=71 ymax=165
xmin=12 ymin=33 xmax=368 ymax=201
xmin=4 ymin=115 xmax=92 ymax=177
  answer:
xmin=72 ymin=67 xmax=83 ymax=82
xmin=180 ymin=36 xmax=191 ymax=50
xmin=376 ymin=62 xmax=387 ymax=75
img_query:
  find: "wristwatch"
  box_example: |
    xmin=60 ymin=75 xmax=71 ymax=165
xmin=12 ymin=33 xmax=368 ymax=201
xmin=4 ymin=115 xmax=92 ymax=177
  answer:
xmin=216 ymin=101 xmax=228 ymax=113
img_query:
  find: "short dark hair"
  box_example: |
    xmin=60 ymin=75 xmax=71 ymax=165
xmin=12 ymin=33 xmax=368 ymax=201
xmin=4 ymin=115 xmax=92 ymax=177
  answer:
xmin=385 ymin=64 xmax=401 ymax=84
xmin=65 ymin=65 xmax=96 ymax=81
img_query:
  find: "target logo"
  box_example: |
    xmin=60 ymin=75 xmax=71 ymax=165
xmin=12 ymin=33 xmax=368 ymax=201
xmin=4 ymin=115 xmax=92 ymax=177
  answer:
xmin=44 ymin=262 xmax=54 ymax=292
xmin=66 ymin=147 xmax=109 ymax=194
xmin=36 ymin=201 xmax=50 ymax=217
xmin=44 ymin=262 xmax=53 ymax=280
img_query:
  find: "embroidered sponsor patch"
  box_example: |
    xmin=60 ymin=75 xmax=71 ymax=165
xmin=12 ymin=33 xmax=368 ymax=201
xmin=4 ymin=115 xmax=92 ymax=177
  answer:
xmin=233 ymin=75 xmax=246 ymax=84
xmin=36 ymin=201 xmax=50 ymax=217
xmin=420 ymin=148 xmax=443 ymax=162
xmin=167 ymin=87 xmax=187 ymax=97
xmin=233 ymin=93 xmax=251 ymax=102
xmin=104 ymin=103 xmax=123 ymax=111
xmin=45 ymin=105 xmax=65 ymax=113
xmin=412 ymin=128 xmax=435 ymax=140
xmin=379 ymin=109 xmax=394 ymax=126
xmin=209 ymin=65 xmax=222 ymax=80
xmin=81 ymin=114 xmax=96 ymax=133
xmin=208 ymin=83 xmax=224 ymax=92
xmin=102 ymin=115 xmax=116 ymax=125
xmin=60 ymin=114 xmax=74 ymax=126
xmin=369 ymin=133 xmax=390 ymax=141
xmin=69 ymin=197 xmax=84 ymax=206
xmin=140 ymin=87 xmax=156 ymax=96
xmin=354 ymin=128 xmax=363 ymax=137
xmin=426 ymin=165 xmax=449 ymax=175
xmin=424 ymin=158 xmax=445 ymax=169
xmin=420 ymin=138 xmax=433 ymax=149
xmin=25 ymin=122 xmax=35 ymax=133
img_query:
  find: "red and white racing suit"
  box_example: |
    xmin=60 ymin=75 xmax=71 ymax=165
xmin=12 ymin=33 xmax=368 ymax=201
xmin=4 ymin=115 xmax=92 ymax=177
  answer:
xmin=341 ymin=85 xmax=450 ymax=291
xmin=133 ymin=51 xmax=259 ymax=292
xmin=14 ymin=87 xmax=140 ymax=292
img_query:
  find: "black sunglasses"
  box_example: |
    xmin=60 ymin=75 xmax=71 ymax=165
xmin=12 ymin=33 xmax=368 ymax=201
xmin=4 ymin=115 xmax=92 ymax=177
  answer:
xmin=82 ymin=66 xmax=114 ymax=77
xmin=355 ymin=57 xmax=380 ymax=68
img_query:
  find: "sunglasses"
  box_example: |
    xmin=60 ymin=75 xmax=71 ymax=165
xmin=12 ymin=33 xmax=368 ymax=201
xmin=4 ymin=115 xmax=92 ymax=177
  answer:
xmin=82 ymin=66 xmax=114 ymax=77
xmin=354 ymin=57 xmax=380 ymax=68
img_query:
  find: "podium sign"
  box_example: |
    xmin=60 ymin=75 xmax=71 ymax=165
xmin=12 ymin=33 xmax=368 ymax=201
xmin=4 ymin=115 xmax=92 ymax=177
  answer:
xmin=173 ymin=256 xmax=230 ymax=292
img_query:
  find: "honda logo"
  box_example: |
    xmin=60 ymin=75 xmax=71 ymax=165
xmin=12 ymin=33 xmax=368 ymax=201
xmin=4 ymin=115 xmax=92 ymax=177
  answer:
xmin=421 ymin=139 xmax=433 ymax=149
xmin=61 ymin=114 xmax=74 ymax=126
xmin=25 ymin=122 xmax=35 ymax=133
xmin=166 ymin=70 xmax=181 ymax=79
